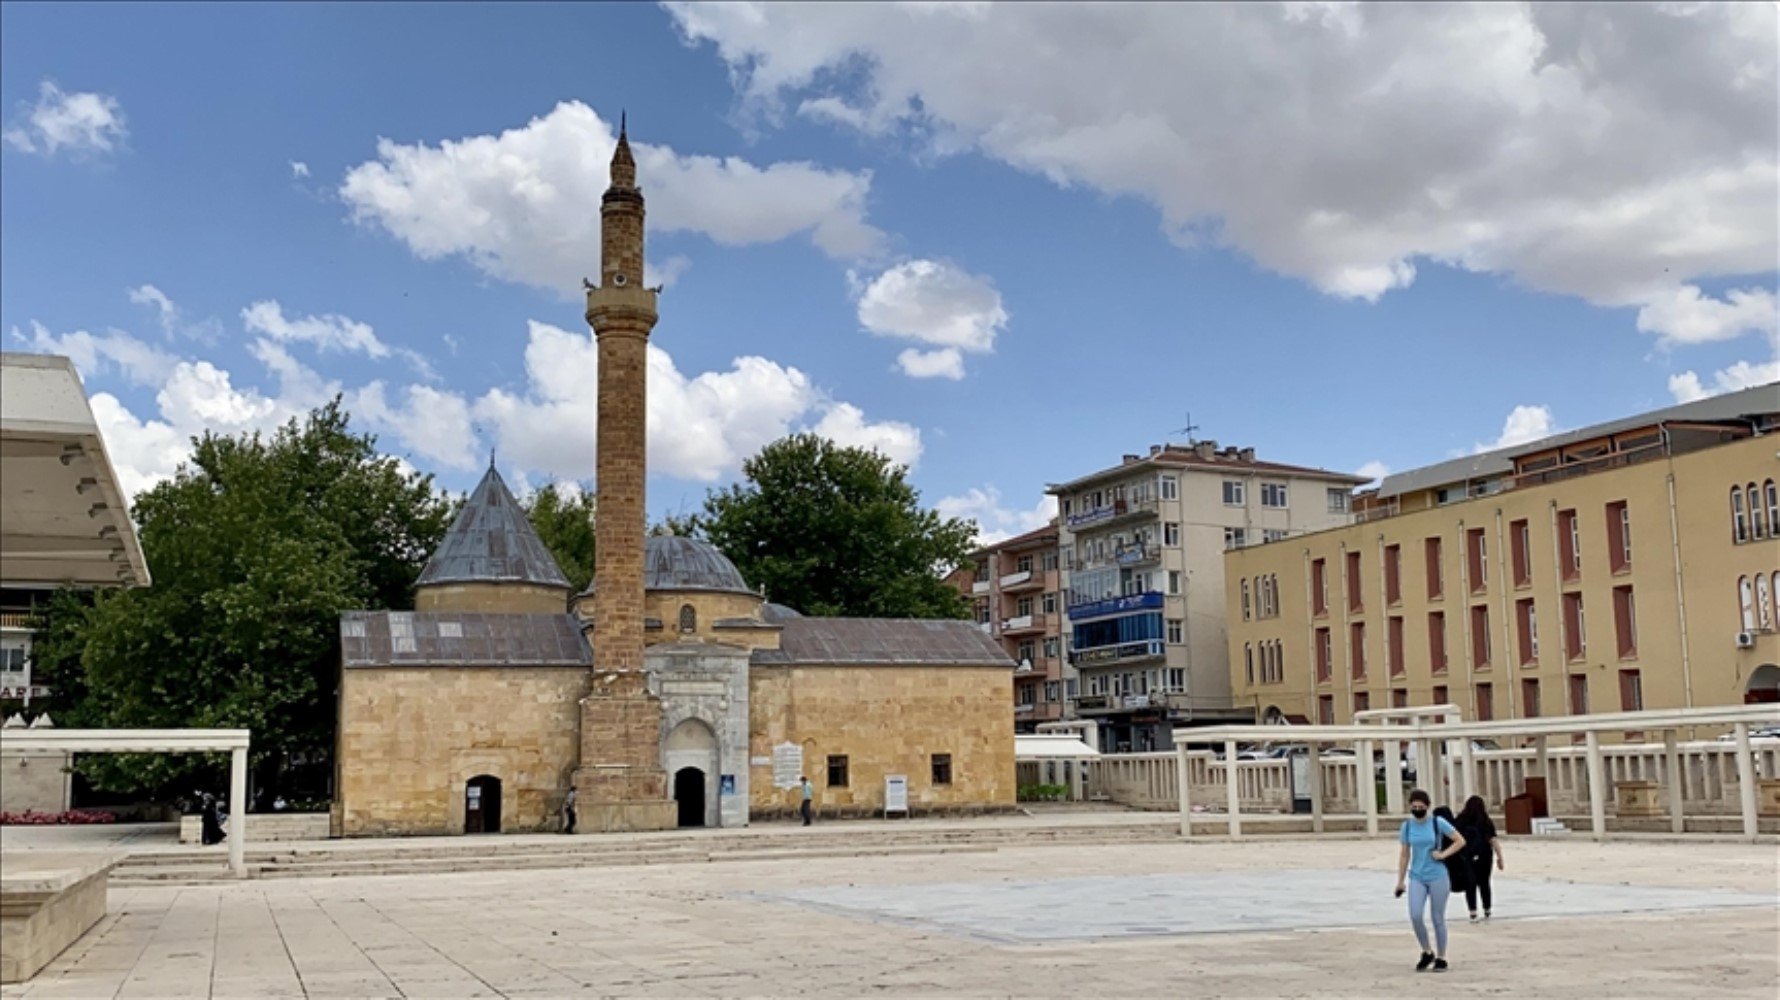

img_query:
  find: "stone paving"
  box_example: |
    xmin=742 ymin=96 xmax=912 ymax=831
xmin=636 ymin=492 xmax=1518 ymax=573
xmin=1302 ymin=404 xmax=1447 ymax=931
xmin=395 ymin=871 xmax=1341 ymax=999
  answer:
xmin=3 ymin=837 xmax=1775 ymax=998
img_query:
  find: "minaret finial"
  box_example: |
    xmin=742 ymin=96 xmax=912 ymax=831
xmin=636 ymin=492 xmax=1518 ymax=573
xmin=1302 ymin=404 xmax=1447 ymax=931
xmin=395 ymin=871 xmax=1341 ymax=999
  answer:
xmin=620 ymin=109 xmax=626 ymax=138
xmin=489 ymin=447 xmax=496 ymax=471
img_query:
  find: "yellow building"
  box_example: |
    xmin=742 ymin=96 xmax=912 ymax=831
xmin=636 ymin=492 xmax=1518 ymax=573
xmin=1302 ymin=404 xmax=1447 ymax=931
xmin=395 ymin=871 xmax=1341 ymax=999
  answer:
xmin=1225 ymin=385 xmax=1780 ymax=728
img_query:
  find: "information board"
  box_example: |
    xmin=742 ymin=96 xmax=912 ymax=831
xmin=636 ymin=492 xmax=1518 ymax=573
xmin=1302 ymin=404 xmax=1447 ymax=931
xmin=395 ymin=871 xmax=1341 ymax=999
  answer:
xmin=771 ymin=742 xmax=803 ymax=790
xmin=884 ymin=774 xmax=909 ymax=816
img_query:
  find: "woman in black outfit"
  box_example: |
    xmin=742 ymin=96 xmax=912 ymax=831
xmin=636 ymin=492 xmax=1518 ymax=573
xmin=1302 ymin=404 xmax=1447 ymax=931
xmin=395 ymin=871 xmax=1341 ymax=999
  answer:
xmin=1455 ymin=795 xmax=1504 ymax=920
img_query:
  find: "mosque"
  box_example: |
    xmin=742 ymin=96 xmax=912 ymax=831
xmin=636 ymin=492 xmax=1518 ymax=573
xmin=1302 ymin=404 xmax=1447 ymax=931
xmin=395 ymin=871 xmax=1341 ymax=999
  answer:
xmin=333 ymin=124 xmax=1015 ymax=836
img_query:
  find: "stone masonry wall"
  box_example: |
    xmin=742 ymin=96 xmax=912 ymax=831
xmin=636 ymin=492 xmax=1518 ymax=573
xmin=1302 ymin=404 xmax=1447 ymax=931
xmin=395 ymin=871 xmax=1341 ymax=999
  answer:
xmin=416 ymin=582 xmax=569 ymax=615
xmin=748 ymin=665 xmax=1016 ymax=819
xmin=338 ymin=667 xmax=583 ymax=836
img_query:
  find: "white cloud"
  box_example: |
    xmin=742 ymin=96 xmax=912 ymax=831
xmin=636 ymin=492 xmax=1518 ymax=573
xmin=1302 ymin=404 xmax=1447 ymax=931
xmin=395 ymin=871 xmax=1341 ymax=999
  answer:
xmin=1475 ymin=404 xmax=1557 ymax=453
xmin=472 ymin=320 xmax=921 ymax=483
xmin=127 ymin=285 xmax=175 ymax=331
xmin=241 ymin=300 xmax=389 ymax=358
xmin=670 ymin=3 xmax=1778 ymax=327
xmin=15 ymin=320 xmax=177 ymax=386
xmin=3 ymin=81 xmax=126 ymax=157
xmin=1636 ymin=285 xmax=1777 ymax=345
xmin=347 ymin=382 xmax=479 ymax=471
xmin=1667 ymin=330 xmax=1780 ymax=402
xmin=339 ymin=101 xmax=883 ymax=294
xmin=855 ymin=259 xmax=1007 ymax=379
xmin=290 ymin=161 xmax=310 ymax=178
xmin=936 ymin=486 xmax=1056 ymax=545
xmin=1355 ymin=460 xmax=1391 ymax=486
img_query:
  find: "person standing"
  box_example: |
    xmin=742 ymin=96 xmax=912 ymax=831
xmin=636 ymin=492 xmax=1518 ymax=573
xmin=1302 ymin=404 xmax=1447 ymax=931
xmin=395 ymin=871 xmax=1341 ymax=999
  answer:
xmin=799 ymin=775 xmax=814 ymax=826
xmin=562 ymin=786 xmax=577 ymax=835
xmin=1433 ymin=805 xmax=1473 ymax=901
xmin=1395 ymin=789 xmax=1466 ymax=972
xmin=1455 ymin=795 xmax=1504 ymax=920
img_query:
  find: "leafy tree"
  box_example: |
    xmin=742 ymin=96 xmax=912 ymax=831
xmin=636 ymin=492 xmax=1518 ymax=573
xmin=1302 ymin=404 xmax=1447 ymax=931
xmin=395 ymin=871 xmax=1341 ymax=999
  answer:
xmin=30 ymin=401 xmax=453 ymax=800
xmin=523 ymin=484 xmax=596 ymax=590
xmin=695 ymin=434 xmax=976 ymax=618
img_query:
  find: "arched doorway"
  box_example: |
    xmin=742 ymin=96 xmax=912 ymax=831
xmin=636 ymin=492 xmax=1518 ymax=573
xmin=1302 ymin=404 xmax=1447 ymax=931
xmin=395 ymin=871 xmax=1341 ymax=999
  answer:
xmin=1746 ymin=664 xmax=1780 ymax=704
xmin=674 ymin=767 xmax=706 ymax=827
xmin=664 ymin=718 xmax=719 ymax=828
xmin=464 ymin=775 xmax=502 ymax=834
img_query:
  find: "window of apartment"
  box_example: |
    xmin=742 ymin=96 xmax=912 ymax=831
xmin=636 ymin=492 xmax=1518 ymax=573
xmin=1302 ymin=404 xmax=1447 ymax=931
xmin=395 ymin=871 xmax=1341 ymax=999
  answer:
xmin=1042 ymin=592 xmax=1057 ymax=615
xmin=1428 ymin=611 xmax=1448 ymax=675
xmin=1750 ymin=484 xmax=1768 ymax=540
xmin=1568 ymin=674 xmax=1589 ymax=715
xmin=1088 ymin=674 xmax=1105 ymax=696
xmin=1264 ymin=528 xmax=1288 ymax=543
xmin=1166 ymin=667 xmax=1185 ymax=692
xmin=1315 ymin=627 xmax=1333 ymax=682
xmin=1392 ymin=688 xmax=1409 ymax=709
xmin=1224 ymin=527 xmax=1247 ymax=550
xmin=1042 ymin=551 xmax=1058 ymax=572
xmin=1605 ymin=501 xmax=1631 ymax=573
xmin=1511 ymin=518 xmax=1532 ymax=588
xmin=1066 ymin=678 xmax=1078 ymax=699
xmin=1016 ymin=596 xmax=1034 ymax=617
xmin=1759 ymin=574 xmax=1774 ymax=631
xmin=1312 ymin=558 xmax=1328 ymax=617
xmin=1223 ymin=480 xmax=1245 ymax=506
xmin=1612 ymin=585 xmax=1638 ymax=659
xmin=1563 ymin=592 xmax=1586 ymax=661
xmin=1241 ymin=579 xmax=1252 ymax=621
xmin=1388 ymin=616 xmax=1405 ymax=677
xmin=1731 ymin=487 xmax=1749 ymax=543
xmin=1271 ymin=642 xmax=1285 ymax=684
xmin=1016 ymin=554 xmax=1034 ymax=574
xmin=1318 ymin=694 xmax=1335 ymax=725
xmin=1425 ymin=537 xmax=1444 ymax=600
xmin=975 ymin=601 xmax=991 ymax=624
xmin=1327 ymin=488 xmax=1350 ymax=514
xmin=1619 ymin=669 xmax=1643 ymax=712
xmin=1018 ymin=684 xmax=1037 ymax=706
xmin=1045 ymin=681 xmax=1060 ymax=702
xmin=1261 ymin=483 xmax=1289 ymax=508
xmin=1161 ymin=475 xmax=1179 ymax=500
xmin=1043 ymin=637 xmax=1060 ymax=659
xmin=1245 ymin=643 xmax=1255 ymax=686
xmin=1519 ymin=678 xmax=1540 ymax=718
xmin=827 ymin=755 xmax=850 ymax=788
xmin=1466 ymin=528 xmax=1488 ymax=593
xmin=1018 ymin=640 xmax=1036 ymax=664
xmin=1470 ymin=605 xmax=1491 ymax=668
xmin=1739 ymin=576 xmax=1759 ymax=631
xmin=1432 ymin=684 xmax=1449 ymax=707
xmin=1168 ymin=570 xmax=1182 ymax=595
xmin=1345 ymin=550 xmax=1363 ymax=613
xmin=931 ymin=754 xmax=953 ymax=786
xmin=1558 ymin=508 xmax=1581 ymax=581
xmin=1350 ymin=622 xmax=1367 ymax=679
xmin=1516 ymin=598 xmax=1539 ymax=665
xmin=1353 ymin=691 xmax=1371 ymax=714
xmin=1164 ymin=521 xmax=1181 ymax=546
xmin=1475 ymin=682 xmax=1494 ymax=722
xmin=1384 ymin=544 xmax=1402 ymax=606
xmin=1167 ymin=618 xmax=1184 ymax=645
xmin=1766 ymin=480 xmax=1779 ymax=539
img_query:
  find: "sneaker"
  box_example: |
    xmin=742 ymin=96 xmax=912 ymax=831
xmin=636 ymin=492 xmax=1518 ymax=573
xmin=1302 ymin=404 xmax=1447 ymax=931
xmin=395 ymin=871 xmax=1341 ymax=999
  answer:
xmin=1468 ymin=912 xmax=1479 ymax=922
xmin=1484 ymin=910 xmax=1492 ymax=920
xmin=1433 ymin=959 xmax=1449 ymax=973
xmin=1416 ymin=953 xmax=1434 ymax=971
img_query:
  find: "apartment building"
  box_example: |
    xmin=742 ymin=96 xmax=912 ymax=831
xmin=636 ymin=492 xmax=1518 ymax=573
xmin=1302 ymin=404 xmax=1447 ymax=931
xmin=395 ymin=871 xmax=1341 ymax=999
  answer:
xmin=1225 ymin=384 xmax=1780 ymax=730
xmin=1048 ymin=441 xmax=1367 ymax=751
xmin=951 ymin=524 xmax=1070 ymax=732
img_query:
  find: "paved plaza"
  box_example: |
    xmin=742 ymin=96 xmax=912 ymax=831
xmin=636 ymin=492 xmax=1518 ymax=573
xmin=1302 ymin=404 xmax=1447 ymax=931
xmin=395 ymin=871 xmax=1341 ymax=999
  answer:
xmin=4 ymin=836 xmax=1776 ymax=999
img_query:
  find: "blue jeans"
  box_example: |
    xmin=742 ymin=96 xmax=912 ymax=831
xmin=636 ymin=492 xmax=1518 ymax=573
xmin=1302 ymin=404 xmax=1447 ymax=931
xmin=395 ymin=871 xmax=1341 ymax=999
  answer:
xmin=1408 ymin=871 xmax=1451 ymax=954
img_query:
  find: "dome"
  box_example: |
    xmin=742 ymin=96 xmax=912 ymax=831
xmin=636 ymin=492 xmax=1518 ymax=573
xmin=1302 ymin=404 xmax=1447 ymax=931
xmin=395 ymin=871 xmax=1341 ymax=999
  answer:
xmin=762 ymin=602 xmax=803 ymax=623
xmin=581 ymin=535 xmax=756 ymax=596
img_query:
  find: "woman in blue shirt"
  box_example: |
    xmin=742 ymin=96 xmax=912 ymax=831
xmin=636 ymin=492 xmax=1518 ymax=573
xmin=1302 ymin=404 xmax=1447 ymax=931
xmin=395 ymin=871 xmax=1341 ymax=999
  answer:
xmin=1395 ymin=788 xmax=1467 ymax=972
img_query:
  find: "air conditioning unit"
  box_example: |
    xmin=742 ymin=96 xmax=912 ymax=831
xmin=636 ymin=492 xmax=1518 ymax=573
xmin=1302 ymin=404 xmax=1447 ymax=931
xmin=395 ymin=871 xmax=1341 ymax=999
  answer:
xmin=1735 ymin=631 xmax=1757 ymax=649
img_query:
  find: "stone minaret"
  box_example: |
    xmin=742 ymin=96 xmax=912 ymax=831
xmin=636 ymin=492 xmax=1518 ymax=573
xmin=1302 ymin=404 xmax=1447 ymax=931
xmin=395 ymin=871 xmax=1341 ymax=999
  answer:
xmin=573 ymin=116 xmax=675 ymax=832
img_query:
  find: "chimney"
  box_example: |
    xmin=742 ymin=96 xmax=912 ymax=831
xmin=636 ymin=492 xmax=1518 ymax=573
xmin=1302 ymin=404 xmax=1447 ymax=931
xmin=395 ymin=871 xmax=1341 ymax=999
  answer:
xmin=1122 ymin=453 xmax=1140 ymax=465
xmin=1149 ymin=444 xmax=1163 ymax=456
xmin=1239 ymin=447 xmax=1255 ymax=462
xmin=1194 ymin=440 xmax=1217 ymax=460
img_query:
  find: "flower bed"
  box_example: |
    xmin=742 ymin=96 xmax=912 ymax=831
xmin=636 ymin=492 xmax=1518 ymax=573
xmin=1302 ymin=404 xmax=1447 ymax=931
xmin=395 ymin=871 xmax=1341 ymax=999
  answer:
xmin=0 ymin=808 xmax=118 ymax=825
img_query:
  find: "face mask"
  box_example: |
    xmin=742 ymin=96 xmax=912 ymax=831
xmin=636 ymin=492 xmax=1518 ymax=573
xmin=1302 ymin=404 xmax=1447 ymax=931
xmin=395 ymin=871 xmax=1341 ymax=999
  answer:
xmin=1411 ymin=808 xmax=1428 ymax=818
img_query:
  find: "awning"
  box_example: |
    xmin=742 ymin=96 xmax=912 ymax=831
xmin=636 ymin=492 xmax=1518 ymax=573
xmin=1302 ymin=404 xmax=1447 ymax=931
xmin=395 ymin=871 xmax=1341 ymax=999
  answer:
xmin=0 ymin=353 xmax=150 ymax=589
xmin=1015 ymin=734 xmax=1101 ymax=759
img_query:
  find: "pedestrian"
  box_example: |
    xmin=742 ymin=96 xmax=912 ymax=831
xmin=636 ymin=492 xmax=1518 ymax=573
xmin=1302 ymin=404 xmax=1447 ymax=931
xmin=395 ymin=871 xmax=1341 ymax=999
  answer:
xmin=1455 ymin=795 xmax=1504 ymax=921
xmin=1395 ymin=788 xmax=1466 ymax=972
xmin=799 ymin=775 xmax=814 ymax=826
xmin=199 ymin=792 xmax=225 ymax=846
xmin=1433 ymin=805 xmax=1473 ymax=900
xmin=562 ymin=787 xmax=577 ymax=835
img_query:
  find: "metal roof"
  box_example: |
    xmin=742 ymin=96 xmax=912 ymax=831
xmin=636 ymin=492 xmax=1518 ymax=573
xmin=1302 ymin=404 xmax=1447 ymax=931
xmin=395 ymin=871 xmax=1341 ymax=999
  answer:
xmin=751 ymin=616 xmax=1014 ymax=667
xmin=761 ymin=602 xmax=804 ymax=623
xmin=415 ymin=466 xmax=571 ymax=590
xmin=340 ymin=611 xmax=590 ymax=668
xmin=1048 ymin=446 xmax=1368 ymax=495
xmin=1373 ymin=381 xmax=1779 ymax=500
xmin=582 ymin=535 xmax=756 ymax=597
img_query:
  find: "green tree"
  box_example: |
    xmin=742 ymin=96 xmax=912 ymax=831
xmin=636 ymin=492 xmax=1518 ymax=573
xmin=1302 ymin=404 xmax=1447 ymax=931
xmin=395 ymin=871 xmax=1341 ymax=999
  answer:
xmin=523 ymin=484 xmax=596 ymax=590
xmin=696 ymin=434 xmax=976 ymax=618
xmin=30 ymin=400 xmax=453 ymax=799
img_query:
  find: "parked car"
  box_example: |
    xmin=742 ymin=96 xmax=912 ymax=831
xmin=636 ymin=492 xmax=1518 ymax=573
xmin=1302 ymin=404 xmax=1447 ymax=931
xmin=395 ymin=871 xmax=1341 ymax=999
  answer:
xmin=1715 ymin=725 xmax=1780 ymax=742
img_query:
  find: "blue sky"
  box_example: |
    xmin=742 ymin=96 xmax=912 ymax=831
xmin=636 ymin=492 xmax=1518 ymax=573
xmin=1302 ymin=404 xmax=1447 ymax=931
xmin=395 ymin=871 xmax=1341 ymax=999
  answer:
xmin=4 ymin=3 xmax=1775 ymax=541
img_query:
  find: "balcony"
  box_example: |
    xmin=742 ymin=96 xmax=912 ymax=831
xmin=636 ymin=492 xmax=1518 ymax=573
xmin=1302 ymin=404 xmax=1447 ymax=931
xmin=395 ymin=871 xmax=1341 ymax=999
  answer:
xmin=1001 ymin=614 xmax=1047 ymax=637
xmin=998 ymin=569 xmax=1031 ymax=589
xmin=1066 ymin=591 xmax=1164 ymax=621
xmin=1069 ymin=638 xmax=1166 ymax=667
xmin=1072 ymin=542 xmax=1161 ymax=573
xmin=1001 ymin=570 xmax=1047 ymax=594
xmin=0 ymin=612 xmax=32 ymax=631
xmin=971 ymin=579 xmax=991 ymax=595
xmin=1065 ymin=497 xmax=1159 ymax=531
xmin=1073 ymin=692 xmax=1160 ymax=716
xmin=977 ymin=621 xmax=994 ymax=634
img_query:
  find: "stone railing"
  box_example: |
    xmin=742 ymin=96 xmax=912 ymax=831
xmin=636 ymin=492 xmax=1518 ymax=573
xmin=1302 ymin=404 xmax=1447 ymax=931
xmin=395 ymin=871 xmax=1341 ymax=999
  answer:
xmin=178 ymin=812 xmax=330 ymax=844
xmin=1090 ymin=752 xmax=1362 ymax=814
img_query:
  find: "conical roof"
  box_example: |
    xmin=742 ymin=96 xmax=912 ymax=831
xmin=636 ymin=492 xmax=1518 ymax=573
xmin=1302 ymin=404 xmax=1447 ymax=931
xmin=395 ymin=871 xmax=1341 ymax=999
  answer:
xmin=416 ymin=466 xmax=571 ymax=590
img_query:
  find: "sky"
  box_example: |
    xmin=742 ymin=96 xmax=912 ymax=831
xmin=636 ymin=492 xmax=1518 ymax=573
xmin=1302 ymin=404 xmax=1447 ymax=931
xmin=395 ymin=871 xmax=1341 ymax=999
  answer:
xmin=3 ymin=2 xmax=1776 ymax=544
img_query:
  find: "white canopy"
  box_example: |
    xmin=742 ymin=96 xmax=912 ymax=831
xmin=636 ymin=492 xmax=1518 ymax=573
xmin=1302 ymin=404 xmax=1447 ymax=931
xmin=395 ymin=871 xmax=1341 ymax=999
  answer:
xmin=1015 ymin=734 xmax=1101 ymax=759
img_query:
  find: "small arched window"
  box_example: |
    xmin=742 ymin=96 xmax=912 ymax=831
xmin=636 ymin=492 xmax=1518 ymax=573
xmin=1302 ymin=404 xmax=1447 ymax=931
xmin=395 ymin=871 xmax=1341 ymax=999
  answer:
xmin=1758 ymin=573 xmax=1774 ymax=632
xmin=1766 ymin=480 xmax=1778 ymax=538
xmin=678 ymin=604 xmax=696 ymax=634
xmin=1749 ymin=484 xmax=1767 ymax=540
xmin=1739 ymin=576 xmax=1756 ymax=632
xmin=1732 ymin=488 xmax=1749 ymax=543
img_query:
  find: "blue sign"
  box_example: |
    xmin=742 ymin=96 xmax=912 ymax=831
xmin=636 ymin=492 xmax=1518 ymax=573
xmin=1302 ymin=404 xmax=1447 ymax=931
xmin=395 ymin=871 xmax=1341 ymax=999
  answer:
xmin=1067 ymin=591 xmax=1163 ymax=620
xmin=719 ymin=774 xmax=736 ymax=796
